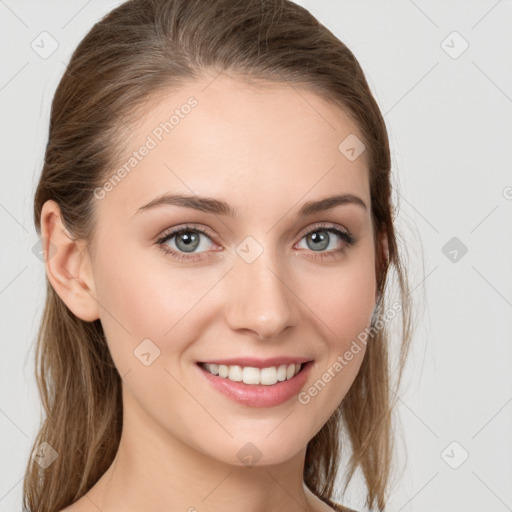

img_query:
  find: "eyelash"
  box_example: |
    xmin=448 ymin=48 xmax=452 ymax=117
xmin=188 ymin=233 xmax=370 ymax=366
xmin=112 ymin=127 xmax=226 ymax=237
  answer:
xmin=155 ymin=222 xmax=357 ymax=263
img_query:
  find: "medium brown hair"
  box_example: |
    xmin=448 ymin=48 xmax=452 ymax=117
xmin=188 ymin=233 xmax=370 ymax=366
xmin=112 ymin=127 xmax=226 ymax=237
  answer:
xmin=25 ymin=1 xmax=413 ymax=510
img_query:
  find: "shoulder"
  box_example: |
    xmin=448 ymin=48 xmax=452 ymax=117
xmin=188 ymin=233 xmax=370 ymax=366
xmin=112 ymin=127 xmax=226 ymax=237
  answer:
xmin=57 ymin=500 xmax=89 ymax=512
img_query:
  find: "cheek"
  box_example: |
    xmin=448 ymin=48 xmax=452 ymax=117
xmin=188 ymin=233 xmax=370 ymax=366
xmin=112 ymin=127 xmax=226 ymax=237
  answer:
xmin=92 ymin=243 xmax=217 ymax=364
xmin=333 ymin=267 xmax=376 ymax=342
xmin=292 ymin=255 xmax=376 ymax=432
xmin=91 ymin=245 xmax=196 ymax=388
xmin=302 ymin=253 xmax=377 ymax=345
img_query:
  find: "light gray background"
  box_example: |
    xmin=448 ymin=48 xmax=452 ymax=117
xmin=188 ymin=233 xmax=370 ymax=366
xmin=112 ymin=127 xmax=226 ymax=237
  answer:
xmin=1 ymin=1 xmax=511 ymax=511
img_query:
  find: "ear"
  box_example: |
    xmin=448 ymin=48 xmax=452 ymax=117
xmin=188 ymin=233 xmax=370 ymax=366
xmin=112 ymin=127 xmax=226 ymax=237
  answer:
xmin=40 ymin=199 xmax=100 ymax=322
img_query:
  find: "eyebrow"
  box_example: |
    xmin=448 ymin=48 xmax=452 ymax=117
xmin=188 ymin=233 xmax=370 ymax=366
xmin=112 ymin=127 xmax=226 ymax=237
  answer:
xmin=134 ymin=193 xmax=368 ymax=217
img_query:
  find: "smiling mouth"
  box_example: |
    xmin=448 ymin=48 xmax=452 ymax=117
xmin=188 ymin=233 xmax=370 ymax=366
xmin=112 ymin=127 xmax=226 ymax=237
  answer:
xmin=197 ymin=361 xmax=311 ymax=386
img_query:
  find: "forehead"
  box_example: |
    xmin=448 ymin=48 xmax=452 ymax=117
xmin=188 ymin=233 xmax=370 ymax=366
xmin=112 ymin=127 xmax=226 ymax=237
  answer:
xmin=96 ymin=74 xmax=370 ymax=221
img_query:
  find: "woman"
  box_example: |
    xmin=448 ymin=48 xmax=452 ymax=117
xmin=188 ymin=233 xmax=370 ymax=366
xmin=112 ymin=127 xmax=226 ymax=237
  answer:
xmin=24 ymin=0 xmax=413 ymax=511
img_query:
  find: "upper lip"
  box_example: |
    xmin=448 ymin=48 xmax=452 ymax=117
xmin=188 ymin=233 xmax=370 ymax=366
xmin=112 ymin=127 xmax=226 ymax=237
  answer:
xmin=198 ymin=357 xmax=312 ymax=369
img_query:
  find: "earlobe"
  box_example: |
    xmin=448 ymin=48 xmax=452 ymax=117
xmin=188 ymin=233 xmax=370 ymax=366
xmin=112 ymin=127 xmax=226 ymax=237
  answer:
xmin=40 ymin=199 xmax=100 ymax=322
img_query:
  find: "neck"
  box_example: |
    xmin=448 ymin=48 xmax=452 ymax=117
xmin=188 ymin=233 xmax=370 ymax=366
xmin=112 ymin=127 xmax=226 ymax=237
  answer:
xmin=83 ymin=389 xmax=323 ymax=512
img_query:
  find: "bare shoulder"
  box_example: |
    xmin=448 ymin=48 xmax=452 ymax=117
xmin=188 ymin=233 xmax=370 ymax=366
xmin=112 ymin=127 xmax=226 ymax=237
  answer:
xmin=58 ymin=504 xmax=79 ymax=512
xmin=57 ymin=497 xmax=92 ymax=512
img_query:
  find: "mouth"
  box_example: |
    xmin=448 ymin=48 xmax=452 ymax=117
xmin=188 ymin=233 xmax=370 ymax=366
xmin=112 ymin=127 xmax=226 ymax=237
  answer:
xmin=197 ymin=360 xmax=311 ymax=386
xmin=195 ymin=360 xmax=314 ymax=407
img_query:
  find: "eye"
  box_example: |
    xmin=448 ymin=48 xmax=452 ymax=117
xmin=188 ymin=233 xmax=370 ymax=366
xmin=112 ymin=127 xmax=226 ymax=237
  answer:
xmin=295 ymin=223 xmax=356 ymax=261
xmin=156 ymin=224 xmax=218 ymax=262
xmin=156 ymin=222 xmax=356 ymax=263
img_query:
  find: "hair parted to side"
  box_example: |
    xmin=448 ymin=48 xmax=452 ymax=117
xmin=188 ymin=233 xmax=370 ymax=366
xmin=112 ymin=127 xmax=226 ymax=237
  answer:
xmin=25 ymin=1 xmax=414 ymax=511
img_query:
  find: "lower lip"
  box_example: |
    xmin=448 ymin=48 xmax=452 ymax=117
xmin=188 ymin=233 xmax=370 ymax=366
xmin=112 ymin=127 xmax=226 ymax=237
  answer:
xmin=196 ymin=361 xmax=313 ymax=408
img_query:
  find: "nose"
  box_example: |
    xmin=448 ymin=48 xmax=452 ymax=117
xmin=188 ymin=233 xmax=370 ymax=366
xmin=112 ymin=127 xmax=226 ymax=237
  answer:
xmin=224 ymin=247 xmax=299 ymax=340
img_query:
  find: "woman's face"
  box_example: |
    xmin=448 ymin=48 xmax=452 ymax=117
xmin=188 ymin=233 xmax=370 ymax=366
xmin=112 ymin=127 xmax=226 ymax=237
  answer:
xmin=87 ymin=74 xmax=377 ymax=466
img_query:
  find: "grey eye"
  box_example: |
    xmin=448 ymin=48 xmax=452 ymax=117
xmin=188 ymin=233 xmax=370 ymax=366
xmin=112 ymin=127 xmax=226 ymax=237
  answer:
xmin=173 ymin=230 xmax=201 ymax=253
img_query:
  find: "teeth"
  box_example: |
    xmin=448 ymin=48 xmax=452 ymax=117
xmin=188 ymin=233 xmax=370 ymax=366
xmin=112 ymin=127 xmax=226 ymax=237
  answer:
xmin=202 ymin=363 xmax=302 ymax=385
xmin=228 ymin=365 xmax=242 ymax=382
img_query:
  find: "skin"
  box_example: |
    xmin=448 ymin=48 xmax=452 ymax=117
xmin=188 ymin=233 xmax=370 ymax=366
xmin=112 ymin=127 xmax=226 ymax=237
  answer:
xmin=42 ymin=74 xmax=383 ymax=512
